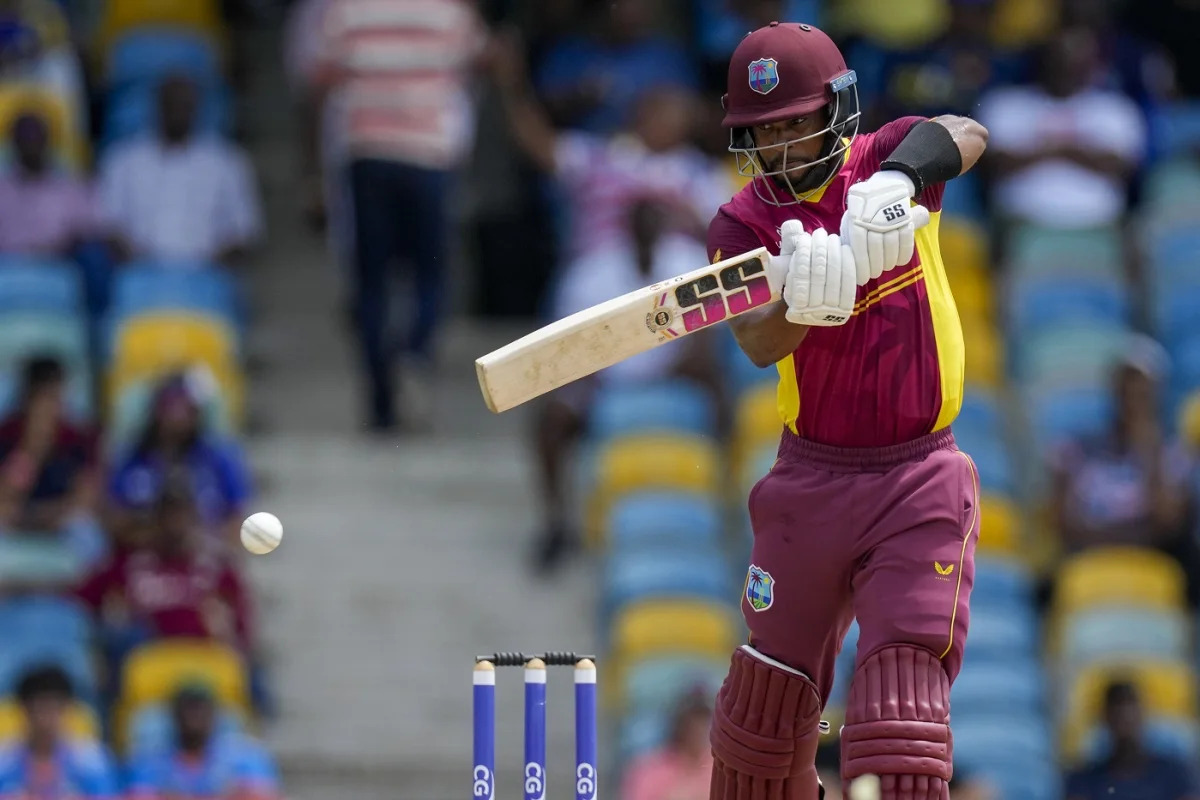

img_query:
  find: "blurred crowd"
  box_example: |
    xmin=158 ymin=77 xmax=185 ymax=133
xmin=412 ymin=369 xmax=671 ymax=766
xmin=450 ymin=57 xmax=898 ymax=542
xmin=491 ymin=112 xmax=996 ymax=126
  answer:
xmin=0 ymin=0 xmax=282 ymax=796
xmin=294 ymin=0 xmax=1200 ymax=796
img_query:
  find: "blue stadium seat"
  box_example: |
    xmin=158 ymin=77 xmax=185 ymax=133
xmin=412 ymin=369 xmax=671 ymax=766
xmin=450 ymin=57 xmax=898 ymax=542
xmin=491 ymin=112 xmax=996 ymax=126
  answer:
xmin=1008 ymin=277 xmax=1130 ymax=338
xmin=951 ymin=713 xmax=1057 ymax=773
xmin=618 ymin=708 xmax=669 ymax=764
xmin=602 ymin=547 xmax=732 ymax=623
xmin=1062 ymin=608 xmax=1190 ymax=670
xmin=0 ymin=259 xmax=84 ymax=315
xmin=1025 ymin=386 xmax=1114 ymax=445
xmin=0 ymin=314 xmax=89 ymax=374
xmin=1148 ymin=229 xmax=1200 ymax=284
xmin=588 ymin=381 xmax=716 ymax=440
xmin=952 ymin=660 xmax=1046 ymax=716
xmin=0 ymin=639 xmax=96 ymax=704
xmin=622 ymin=656 xmax=726 ymax=716
xmin=0 ymin=536 xmax=87 ymax=591
xmin=971 ymin=557 xmax=1035 ymax=607
xmin=720 ymin=327 xmax=775 ymax=395
xmin=948 ymin=428 xmax=1014 ymax=495
xmin=1017 ymin=323 xmax=1131 ymax=387
xmin=956 ymin=391 xmax=1003 ymax=434
xmin=106 ymin=29 xmax=222 ymax=92
xmin=0 ymin=596 xmax=92 ymax=644
xmin=962 ymin=604 xmax=1039 ymax=662
xmin=941 ymin=168 xmax=985 ymax=222
xmin=969 ymin=757 xmax=1061 ymax=800
xmin=102 ymin=86 xmax=231 ymax=147
xmin=1157 ymin=100 xmax=1200 ymax=157
xmin=1007 ymin=225 xmax=1123 ymax=278
xmin=1171 ymin=334 xmax=1200 ymax=398
xmin=607 ymin=492 xmax=722 ymax=553
xmin=105 ymin=263 xmax=242 ymax=359
xmin=1152 ymin=280 xmax=1200 ymax=346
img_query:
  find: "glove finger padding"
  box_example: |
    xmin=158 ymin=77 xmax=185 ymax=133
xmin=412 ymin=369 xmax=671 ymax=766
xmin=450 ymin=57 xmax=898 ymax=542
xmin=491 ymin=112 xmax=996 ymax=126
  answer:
xmin=780 ymin=219 xmax=805 ymax=257
xmin=881 ymin=229 xmax=900 ymax=276
xmin=867 ymin=232 xmax=885 ymax=281
xmin=788 ymin=231 xmax=813 ymax=312
xmin=898 ymin=221 xmax=916 ymax=266
xmin=809 ymin=228 xmax=828 ymax=309
xmin=823 ymin=233 xmax=841 ymax=308
xmin=840 ymin=241 xmax=856 ymax=312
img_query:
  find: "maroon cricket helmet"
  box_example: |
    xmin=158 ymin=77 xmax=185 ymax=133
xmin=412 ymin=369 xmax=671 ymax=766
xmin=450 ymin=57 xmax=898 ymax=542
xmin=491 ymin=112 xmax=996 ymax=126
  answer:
xmin=721 ymin=21 xmax=861 ymax=204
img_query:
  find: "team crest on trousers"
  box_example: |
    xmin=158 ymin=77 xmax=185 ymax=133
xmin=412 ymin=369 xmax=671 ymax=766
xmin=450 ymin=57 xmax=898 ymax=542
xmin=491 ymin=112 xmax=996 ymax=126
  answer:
xmin=745 ymin=565 xmax=774 ymax=611
xmin=748 ymin=58 xmax=779 ymax=95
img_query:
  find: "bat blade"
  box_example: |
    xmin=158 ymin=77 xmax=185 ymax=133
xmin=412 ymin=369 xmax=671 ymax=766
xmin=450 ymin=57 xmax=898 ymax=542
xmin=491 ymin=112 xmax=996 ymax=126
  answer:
xmin=475 ymin=247 xmax=774 ymax=413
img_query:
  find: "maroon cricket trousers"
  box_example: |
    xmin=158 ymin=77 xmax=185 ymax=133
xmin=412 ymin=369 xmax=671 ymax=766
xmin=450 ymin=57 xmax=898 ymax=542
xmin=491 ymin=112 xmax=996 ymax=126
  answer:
xmin=742 ymin=427 xmax=980 ymax=708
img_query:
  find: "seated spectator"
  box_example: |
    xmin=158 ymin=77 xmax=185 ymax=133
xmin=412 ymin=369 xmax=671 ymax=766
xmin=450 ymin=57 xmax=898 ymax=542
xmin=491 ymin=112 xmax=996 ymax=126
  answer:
xmin=126 ymin=681 xmax=281 ymax=800
xmin=619 ymin=688 xmax=713 ymax=800
xmin=107 ymin=371 xmax=252 ymax=550
xmin=98 ymin=74 xmax=264 ymax=266
xmin=493 ymin=33 xmax=729 ymax=263
xmin=1049 ymin=337 xmax=1196 ymax=595
xmin=0 ymin=112 xmax=98 ymax=256
xmin=532 ymin=0 xmax=696 ymax=134
xmin=1066 ymin=680 xmax=1200 ymax=800
xmin=530 ymin=199 xmax=721 ymax=569
xmin=79 ymin=481 xmax=254 ymax=659
xmin=0 ymin=665 xmax=119 ymax=799
xmin=0 ymin=357 xmax=99 ymax=544
xmin=978 ymin=26 xmax=1147 ymax=230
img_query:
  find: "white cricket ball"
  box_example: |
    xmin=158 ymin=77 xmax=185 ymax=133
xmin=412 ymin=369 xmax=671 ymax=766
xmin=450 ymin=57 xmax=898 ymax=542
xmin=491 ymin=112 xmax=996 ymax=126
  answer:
xmin=240 ymin=512 xmax=283 ymax=555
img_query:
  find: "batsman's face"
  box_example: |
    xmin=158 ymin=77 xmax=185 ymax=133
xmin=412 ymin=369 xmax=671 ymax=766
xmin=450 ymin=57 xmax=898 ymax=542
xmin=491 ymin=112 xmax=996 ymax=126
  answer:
xmin=751 ymin=115 xmax=826 ymax=179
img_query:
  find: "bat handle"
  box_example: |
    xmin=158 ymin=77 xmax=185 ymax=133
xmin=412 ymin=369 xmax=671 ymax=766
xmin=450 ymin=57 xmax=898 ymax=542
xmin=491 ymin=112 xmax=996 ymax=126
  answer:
xmin=911 ymin=204 xmax=931 ymax=230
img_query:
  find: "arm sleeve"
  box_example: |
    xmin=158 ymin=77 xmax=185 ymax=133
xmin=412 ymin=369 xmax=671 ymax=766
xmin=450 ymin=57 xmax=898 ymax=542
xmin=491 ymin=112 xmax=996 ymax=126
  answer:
xmin=869 ymin=116 xmax=948 ymax=211
xmin=706 ymin=209 xmax=764 ymax=264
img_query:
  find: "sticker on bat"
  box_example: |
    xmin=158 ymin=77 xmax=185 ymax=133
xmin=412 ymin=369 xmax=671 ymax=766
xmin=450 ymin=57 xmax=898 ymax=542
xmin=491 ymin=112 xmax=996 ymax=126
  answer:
xmin=675 ymin=257 xmax=772 ymax=332
xmin=644 ymin=309 xmax=673 ymax=333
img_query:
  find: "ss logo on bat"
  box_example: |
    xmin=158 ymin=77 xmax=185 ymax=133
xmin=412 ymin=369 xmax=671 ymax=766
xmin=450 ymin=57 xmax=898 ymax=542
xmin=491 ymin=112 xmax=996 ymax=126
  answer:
xmin=674 ymin=258 xmax=772 ymax=332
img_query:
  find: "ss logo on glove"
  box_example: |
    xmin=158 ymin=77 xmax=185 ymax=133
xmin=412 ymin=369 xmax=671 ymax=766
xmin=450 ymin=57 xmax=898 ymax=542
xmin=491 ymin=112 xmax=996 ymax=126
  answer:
xmin=881 ymin=202 xmax=907 ymax=222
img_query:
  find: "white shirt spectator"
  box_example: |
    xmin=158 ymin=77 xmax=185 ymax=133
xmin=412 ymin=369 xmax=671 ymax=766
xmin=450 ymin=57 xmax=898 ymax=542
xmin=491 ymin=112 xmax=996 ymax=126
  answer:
xmin=553 ymin=233 xmax=708 ymax=385
xmin=556 ymin=133 xmax=734 ymax=260
xmin=979 ymin=86 xmax=1147 ymax=228
xmin=98 ymin=135 xmax=263 ymax=263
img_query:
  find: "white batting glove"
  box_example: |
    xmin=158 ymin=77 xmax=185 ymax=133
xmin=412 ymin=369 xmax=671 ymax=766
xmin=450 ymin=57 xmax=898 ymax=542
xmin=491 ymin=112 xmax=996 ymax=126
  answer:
xmin=777 ymin=220 xmax=856 ymax=327
xmin=841 ymin=170 xmax=921 ymax=286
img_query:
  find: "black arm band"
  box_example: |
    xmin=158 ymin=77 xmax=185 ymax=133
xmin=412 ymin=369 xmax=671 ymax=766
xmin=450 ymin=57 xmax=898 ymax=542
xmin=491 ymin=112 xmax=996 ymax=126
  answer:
xmin=879 ymin=120 xmax=963 ymax=198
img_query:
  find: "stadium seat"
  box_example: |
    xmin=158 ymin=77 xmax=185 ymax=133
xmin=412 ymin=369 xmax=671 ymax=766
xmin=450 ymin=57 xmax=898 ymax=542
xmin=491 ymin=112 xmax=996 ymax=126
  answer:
xmin=1008 ymin=275 xmax=1130 ymax=338
xmin=0 ymin=534 xmax=87 ymax=587
xmin=0 ymin=259 xmax=84 ymax=315
xmin=1147 ymin=228 xmax=1200 ymax=287
xmin=976 ymin=494 xmax=1021 ymax=558
xmin=116 ymin=639 xmax=248 ymax=746
xmin=105 ymin=28 xmax=222 ymax=91
xmin=102 ymin=82 xmax=232 ymax=146
xmin=607 ymin=492 xmax=722 ymax=553
xmin=610 ymin=600 xmax=739 ymax=671
xmin=971 ymin=556 xmax=1036 ymax=607
xmin=1006 ymin=225 xmax=1123 ymax=279
xmin=0 ymin=84 xmax=86 ymax=170
xmin=1054 ymin=547 xmax=1187 ymax=619
xmin=620 ymin=655 xmax=727 ymax=716
xmin=951 ymin=659 xmax=1045 ymax=715
xmin=1025 ymin=385 xmax=1114 ymax=445
xmin=956 ymin=391 xmax=1003 ymax=433
xmin=586 ymin=434 xmax=721 ymax=546
xmin=0 ymin=698 xmax=99 ymax=741
xmin=962 ymin=755 xmax=1061 ymax=800
xmin=0 ymin=641 xmax=97 ymax=705
xmin=0 ymin=596 xmax=92 ymax=645
xmin=962 ymin=603 xmax=1039 ymax=662
xmin=732 ymin=381 xmax=781 ymax=472
xmin=602 ymin=547 xmax=732 ymax=623
xmin=106 ymin=264 xmax=240 ymax=341
xmin=1142 ymin=157 xmax=1200 ymax=219
xmin=126 ymin=702 xmax=243 ymax=757
xmin=618 ymin=708 xmax=670 ymax=765
xmin=1150 ymin=278 xmax=1200 ymax=346
xmin=940 ymin=168 xmax=985 ymax=221
xmin=1060 ymin=608 xmax=1190 ymax=674
xmin=948 ymin=427 xmax=1014 ymax=496
xmin=95 ymin=0 xmax=225 ymax=58
xmin=1157 ymin=100 xmax=1200 ymax=158
xmin=0 ymin=313 xmax=89 ymax=376
xmin=938 ymin=218 xmax=989 ymax=278
xmin=952 ymin=712 xmax=1057 ymax=772
xmin=1082 ymin=715 xmax=1200 ymax=763
xmin=588 ymin=381 xmax=716 ymax=441
xmin=947 ymin=267 xmax=993 ymax=325
xmin=962 ymin=321 xmax=1004 ymax=390
xmin=719 ymin=326 xmax=775 ymax=395
xmin=1064 ymin=659 xmax=1198 ymax=760
xmin=1017 ymin=323 xmax=1131 ymax=387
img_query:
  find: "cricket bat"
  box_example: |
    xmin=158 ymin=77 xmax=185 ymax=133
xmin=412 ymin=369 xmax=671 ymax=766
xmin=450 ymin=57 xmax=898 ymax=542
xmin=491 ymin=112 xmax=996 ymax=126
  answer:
xmin=475 ymin=208 xmax=929 ymax=413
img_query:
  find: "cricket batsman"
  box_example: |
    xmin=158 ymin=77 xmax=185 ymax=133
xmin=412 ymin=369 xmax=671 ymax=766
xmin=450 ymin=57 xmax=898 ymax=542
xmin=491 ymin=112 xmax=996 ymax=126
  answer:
xmin=704 ymin=21 xmax=989 ymax=800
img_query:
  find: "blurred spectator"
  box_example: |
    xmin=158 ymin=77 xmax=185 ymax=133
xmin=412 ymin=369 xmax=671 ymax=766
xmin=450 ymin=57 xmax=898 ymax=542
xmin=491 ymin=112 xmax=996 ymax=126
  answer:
xmin=125 ymin=681 xmax=281 ymax=800
xmin=310 ymin=0 xmax=488 ymax=433
xmin=863 ymin=0 xmax=1027 ymax=126
xmin=693 ymin=0 xmax=821 ymax=91
xmin=1059 ymin=0 xmax=1174 ymax=112
xmin=1065 ymin=679 xmax=1200 ymax=800
xmin=79 ymin=481 xmax=255 ymax=657
xmin=531 ymin=199 xmax=720 ymax=571
xmin=0 ymin=112 xmax=98 ymax=257
xmin=0 ymin=0 xmax=88 ymax=127
xmin=978 ymin=26 xmax=1146 ymax=229
xmin=0 ymin=356 xmax=98 ymax=534
xmin=1050 ymin=337 xmax=1196 ymax=590
xmin=106 ymin=371 xmax=252 ymax=550
xmin=0 ymin=665 xmax=119 ymax=799
xmin=492 ymin=32 xmax=730 ymax=263
xmin=97 ymin=74 xmax=264 ymax=265
xmin=619 ymin=688 xmax=713 ymax=800
xmin=1122 ymin=0 xmax=1200 ymax=98
xmin=282 ymin=0 xmax=336 ymax=231
xmin=532 ymin=0 xmax=696 ymax=134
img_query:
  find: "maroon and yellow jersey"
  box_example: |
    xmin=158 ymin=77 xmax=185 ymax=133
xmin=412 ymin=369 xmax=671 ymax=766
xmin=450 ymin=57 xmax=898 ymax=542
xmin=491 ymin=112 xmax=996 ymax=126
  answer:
xmin=707 ymin=117 xmax=964 ymax=448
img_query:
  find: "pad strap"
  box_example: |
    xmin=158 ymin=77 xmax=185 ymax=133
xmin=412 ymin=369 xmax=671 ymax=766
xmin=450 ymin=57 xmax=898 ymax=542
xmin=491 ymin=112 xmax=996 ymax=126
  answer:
xmin=841 ymin=646 xmax=952 ymax=784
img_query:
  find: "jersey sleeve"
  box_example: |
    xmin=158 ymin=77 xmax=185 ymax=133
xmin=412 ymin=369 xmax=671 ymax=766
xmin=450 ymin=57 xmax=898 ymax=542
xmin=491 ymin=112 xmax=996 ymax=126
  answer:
xmin=864 ymin=116 xmax=946 ymax=212
xmin=706 ymin=209 xmax=763 ymax=264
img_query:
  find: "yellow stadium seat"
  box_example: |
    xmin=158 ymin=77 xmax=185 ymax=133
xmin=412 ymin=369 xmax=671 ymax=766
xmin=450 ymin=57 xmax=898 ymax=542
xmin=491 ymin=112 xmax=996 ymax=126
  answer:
xmin=939 ymin=218 xmax=989 ymax=277
xmin=609 ymin=600 xmax=740 ymax=691
xmin=0 ymin=83 xmax=87 ymax=169
xmin=0 ymin=699 xmax=99 ymax=742
xmin=1062 ymin=659 xmax=1198 ymax=760
xmin=96 ymin=0 xmax=225 ymax=57
xmin=732 ymin=383 xmax=781 ymax=477
xmin=107 ymin=313 xmax=243 ymax=424
xmin=586 ymin=434 xmax=721 ymax=546
xmin=992 ymin=0 xmax=1057 ymax=49
xmin=946 ymin=268 xmax=993 ymax=324
xmin=1054 ymin=546 xmax=1187 ymax=619
xmin=1180 ymin=390 xmax=1200 ymax=452
xmin=114 ymin=639 xmax=248 ymax=748
xmin=962 ymin=322 xmax=1004 ymax=390
xmin=977 ymin=494 xmax=1020 ymax=558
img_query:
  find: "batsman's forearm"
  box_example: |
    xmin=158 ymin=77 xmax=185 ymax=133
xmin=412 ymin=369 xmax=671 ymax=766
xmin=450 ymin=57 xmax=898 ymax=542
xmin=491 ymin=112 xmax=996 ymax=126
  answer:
xmin=729 ymin=301 xmax=809 ymax=368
